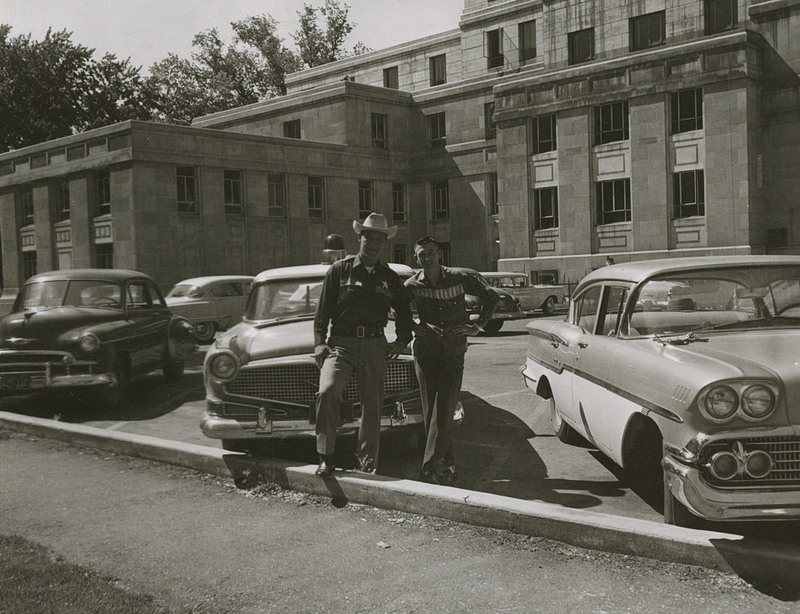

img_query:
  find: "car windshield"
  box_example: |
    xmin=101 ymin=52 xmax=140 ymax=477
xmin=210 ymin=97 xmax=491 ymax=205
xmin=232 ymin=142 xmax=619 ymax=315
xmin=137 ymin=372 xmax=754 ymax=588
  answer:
xmin=167 ymin=284 xmax=203 ymax=298
xmin=15 ymin=280 xmax=124 ymax=311
xmin=625 ymin=264 xmax=800 ymax=337
xmin=244 ymin=277 xmax=323 ymax=321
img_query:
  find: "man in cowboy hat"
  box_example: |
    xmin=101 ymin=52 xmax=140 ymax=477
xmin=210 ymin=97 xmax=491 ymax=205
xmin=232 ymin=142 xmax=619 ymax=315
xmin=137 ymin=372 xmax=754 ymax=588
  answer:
xmin=313 ymin=213 xmax=413 ymax=477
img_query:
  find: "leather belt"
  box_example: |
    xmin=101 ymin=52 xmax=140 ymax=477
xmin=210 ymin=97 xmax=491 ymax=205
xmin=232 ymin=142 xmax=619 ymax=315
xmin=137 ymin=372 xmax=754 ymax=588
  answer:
xmin=331 ymin=325 xmax=384 ymax=338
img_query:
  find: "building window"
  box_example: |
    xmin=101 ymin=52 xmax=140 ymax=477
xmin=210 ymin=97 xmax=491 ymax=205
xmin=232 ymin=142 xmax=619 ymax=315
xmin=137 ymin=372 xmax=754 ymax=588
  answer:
xmin=596 ymin=179 xmax=632 ymax=225
xmin=429 ymin=54 xmax=447 ymax=86
xmin=489 ymin=173 xmax=499 ymax=216
xmin=224 ymin=170 xmax=244 ymax=215
xmin=705 ymin=0 xmax=737 ymax=35
xmin=393 ymin=244 xmax=406 ymax=265
xmin=283 ymin=120 xmax=301 ymax=139
xmin=96 ymin=169 xmax=111 ymax=216
xmin=22 ymin=251 xmax=37 ymax=280
xmin=177 ymin=166 xmax=198 ymax=213
xmin=671 ymin=89 xmax=703 ymax=134
xmin=673 ymin=170 xmax=705 ymax=218
xmin=485 ymin=102 xmax=496 ymax=140
xmin=630 ymin=11 xmax=666 ymax=51
xmin=268 ymin=173 xmax=286 ymax=217
xmin=392 ymin=183 xmax=406 ymax=222
xmin=371 ymin=113 xmax=387 ymax=149
xmin=532 ymin=114 xmax=557 ymax=155
xmin=439 ymin=241 xmax=451 ymax=266
xmin=519 ymin=20 xmax=536 ymax=64
xmin=19 ymin=187 xmax=34 ymax=226
xmin=358 ymin=180 xmax=373 ymax=219
xmin=308 ymin=176 xmax=325 ymax=218
xmin=568 ymin=28 xmax=594 ymax=65
xmin=96 ymin=243 xmax=113 ymax=269
xmin=383 ymin=66 xmax=399 ymax=89
xmin=485 ymin=29 xmax=504 ymax=69
xmin=55 ymin=181 xmax=70 ymax=221
xmin=533 ymin=187 xmax=559 ymax=230
xmin=432 ymin=180 xmax=449 ymax=220
xmin=594 ymin=101 xmax=629 ymax=145
xmin=429 ymin=112 xmax=446 ymax=148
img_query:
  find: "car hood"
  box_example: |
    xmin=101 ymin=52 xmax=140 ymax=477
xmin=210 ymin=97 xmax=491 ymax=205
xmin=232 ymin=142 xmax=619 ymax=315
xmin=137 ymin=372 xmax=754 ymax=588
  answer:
xmin=0 ymin=308 xmax=121 ymax=349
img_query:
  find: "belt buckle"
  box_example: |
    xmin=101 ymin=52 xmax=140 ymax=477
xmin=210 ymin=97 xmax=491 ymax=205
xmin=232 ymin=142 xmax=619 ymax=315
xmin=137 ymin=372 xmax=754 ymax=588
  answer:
xmin=356 ymin=325 xmax=366 ymax=338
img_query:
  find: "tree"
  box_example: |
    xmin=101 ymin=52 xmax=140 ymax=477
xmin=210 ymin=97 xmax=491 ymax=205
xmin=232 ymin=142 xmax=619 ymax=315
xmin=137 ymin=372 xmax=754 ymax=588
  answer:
xmin=293 ymin=0 xmax=366 ymax=68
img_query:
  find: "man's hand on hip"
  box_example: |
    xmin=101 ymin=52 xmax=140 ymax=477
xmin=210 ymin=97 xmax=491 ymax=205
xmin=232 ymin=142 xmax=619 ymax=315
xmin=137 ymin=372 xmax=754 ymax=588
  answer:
xmin=314 ymin=344 xmax=331 ymax=367
xmin=451 ymin=323 xmax=482 ymax=337
xmin=386 ymin=340 xmax=406 ymax=360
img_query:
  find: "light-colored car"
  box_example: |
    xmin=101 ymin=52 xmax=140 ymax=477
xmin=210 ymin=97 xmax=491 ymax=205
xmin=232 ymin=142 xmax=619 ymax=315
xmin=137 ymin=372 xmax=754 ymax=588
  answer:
xmin=521 ymin=255 xmax=800 ymax=527
xmin=481 ymin=272 xmax=565 ymax=317
xmin=200 ymin=263 xmax=423 ymax=452
xmin=166 ymin=276 xmax=254 ymax=343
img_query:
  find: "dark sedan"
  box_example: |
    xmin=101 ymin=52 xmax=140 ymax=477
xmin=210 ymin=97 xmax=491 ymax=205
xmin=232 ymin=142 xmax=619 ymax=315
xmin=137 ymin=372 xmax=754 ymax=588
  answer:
xmin=0 ymin=269 xmax=196 ymax=409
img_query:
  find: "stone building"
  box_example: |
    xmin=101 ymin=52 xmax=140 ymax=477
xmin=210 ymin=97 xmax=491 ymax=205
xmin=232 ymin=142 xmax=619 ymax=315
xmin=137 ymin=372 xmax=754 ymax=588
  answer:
xmin=1 ymin=0 xmax=799 ymax=308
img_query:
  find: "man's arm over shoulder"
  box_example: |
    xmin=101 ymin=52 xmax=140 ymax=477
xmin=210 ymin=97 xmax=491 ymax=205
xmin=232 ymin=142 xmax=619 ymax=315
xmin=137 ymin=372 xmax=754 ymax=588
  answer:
xmin=390 ymin=272 xmax=413 ymax=346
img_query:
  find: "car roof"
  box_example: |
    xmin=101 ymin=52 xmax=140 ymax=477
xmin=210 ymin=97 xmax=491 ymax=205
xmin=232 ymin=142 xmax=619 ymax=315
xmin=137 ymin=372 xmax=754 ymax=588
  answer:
xmin=481 ymin=271 xmax=526 ymax=277
xmin=172 ymin=275 xmax=254 ymax=287
xmin=579 ymin=255 xmax=800 ymax=288
xmin=24 ymin=268 xmax=154 ymax=283
xmin=254 ymin=261 xmax=414 ymax=283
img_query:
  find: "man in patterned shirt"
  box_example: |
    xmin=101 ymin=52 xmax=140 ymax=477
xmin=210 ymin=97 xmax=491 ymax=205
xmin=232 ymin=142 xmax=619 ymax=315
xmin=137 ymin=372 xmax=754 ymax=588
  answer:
xmin=313 ymin=213 xmax=413 ymax=477
xmin=405 ymin=236 xmax=499 ymax=485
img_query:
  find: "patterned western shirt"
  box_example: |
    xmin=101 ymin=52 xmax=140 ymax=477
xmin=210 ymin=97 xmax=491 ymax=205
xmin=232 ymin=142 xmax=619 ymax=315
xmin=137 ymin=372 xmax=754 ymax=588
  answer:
xmin=314 ymin=255 xmax=413 ymax=347
xmin=405 ymin=267 xmax=499 ymax=357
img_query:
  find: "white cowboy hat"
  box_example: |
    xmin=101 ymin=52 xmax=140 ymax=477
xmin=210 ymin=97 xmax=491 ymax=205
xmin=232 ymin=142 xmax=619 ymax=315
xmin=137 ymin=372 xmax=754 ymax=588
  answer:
xmin=353 ymin=213 xmax=397 ymax=239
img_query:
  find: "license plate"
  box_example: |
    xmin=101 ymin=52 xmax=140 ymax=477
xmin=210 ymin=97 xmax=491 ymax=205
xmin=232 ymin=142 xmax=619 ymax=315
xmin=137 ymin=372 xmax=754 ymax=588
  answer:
xmin=0 ymin=375 xmax=31 ymax=390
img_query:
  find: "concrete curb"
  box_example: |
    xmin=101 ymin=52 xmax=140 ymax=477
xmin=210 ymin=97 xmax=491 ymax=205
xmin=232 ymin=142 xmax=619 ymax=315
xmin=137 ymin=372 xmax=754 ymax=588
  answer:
xmin=3 ymin=410 xmax=800 ymax=587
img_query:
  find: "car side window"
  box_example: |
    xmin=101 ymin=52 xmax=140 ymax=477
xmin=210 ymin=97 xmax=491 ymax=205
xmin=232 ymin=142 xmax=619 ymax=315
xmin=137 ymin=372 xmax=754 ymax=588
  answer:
xmin=211 ymin=282 xmax=243 ymax=297
xmin=574 ymin=285 xmax=602 ymax=333
xmin=127 ymin=283 xmax=152 ymax=309
xmin=600 ymin=286 xmax=628 ymax=336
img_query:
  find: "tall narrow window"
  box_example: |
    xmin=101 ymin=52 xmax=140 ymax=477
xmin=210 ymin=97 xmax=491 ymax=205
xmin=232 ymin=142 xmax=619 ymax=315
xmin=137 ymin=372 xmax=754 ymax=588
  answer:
xmin=268 ymin=173 xmax=286 ymax=217
xmin=705 ymin=0 xmax=737 ymax=35
xmin=96 ymin=169 xmax=111 ymax=216
xmin=23 ymin=251 xmax=37 ymax=280
xmin=358 ymin=181 xmax=373 ymax=219
xmin=630 ymin=11 xmax=666 ymax=51
xmin=54 ymin=181 xmax=70 ymax=221
xmin=371 ymin=113 xmax=387 ymax=149
xmin=534 ymin=187 xmax=559 ymax=230
xmin=439 ymin=241 xmax=451 ymax=266
xmin=519 ymin=20 xmax=536 ymax=64
xmin=19 ymin=187 xmax=34 ymax=226
xmin=429 ymin=112 xmax=446 ymax=148
xmin=485 ymin=29 xmax=504 ymax=69
xmin=224 ymin=170 xmax=244 ymax=215
xmin=432 ymin=180 xmax=449 ymax=220
xmin=429 ymin=54 xmax=447 ymax=86
xmin=393 ymin=244 xmax=406 ymax=265
xmin=671 ymin=89 xmax=703 ymax=133
xmin=283 ymin=120 xmax=301 ymax=139
xmin=485 ymin=102 xmax=496 ymax=140
xmin=96 ymin=244 xmax=114 ymax=269
xmin=383 ymin=66 xmax=399 ymax=89
xmin=568 ymin=28 xmax=594 ymax=65
xmin=489 ymin=173 xmax=499 ymax=216
xmin=308 ymin=176 xmax=325 ymax=218
xmin=177 ymin=166 xmax=198 ymax=213
xmin=596 ymin=179 xmax=632 ymax=225
xmin=392 ymin=183 xmax=406 ymax=222
xmin=673 ymin=171 xmax=705 ymax=218
xmin=594 ymin=102 xmax=629 ymax=145
xmin=532 ymin=114 xmax=557 ymax=154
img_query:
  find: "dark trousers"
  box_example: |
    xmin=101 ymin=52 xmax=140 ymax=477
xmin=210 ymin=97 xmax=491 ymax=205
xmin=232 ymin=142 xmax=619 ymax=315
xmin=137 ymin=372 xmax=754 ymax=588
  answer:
xmin=414 ymin=351 xmax=464 ymax=473
xmin=316 ymin=335 xmax=387 ymax=471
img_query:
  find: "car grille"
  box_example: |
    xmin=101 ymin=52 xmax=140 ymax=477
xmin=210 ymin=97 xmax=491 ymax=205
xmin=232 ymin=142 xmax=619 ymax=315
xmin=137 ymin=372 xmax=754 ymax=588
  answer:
xmin=703 ymin=436 xmax=800 ymax=488
xmin=0 ymin=352 xmax=83 ymax=377
xmin=224 ymin=359 xmax=418 ymax=413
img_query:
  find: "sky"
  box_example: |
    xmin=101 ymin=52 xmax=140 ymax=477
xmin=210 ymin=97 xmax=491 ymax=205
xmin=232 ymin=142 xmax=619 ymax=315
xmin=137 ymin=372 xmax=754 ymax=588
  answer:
xmin=1 ymin=0 xmax=465 ymax=72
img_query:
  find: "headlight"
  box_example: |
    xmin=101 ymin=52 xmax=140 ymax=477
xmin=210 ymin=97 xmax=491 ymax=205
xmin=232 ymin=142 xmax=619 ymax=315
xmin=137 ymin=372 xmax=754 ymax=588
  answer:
xmin=79 ymin=332 xmax=101 ymax=353
xmin=741 ymin=385 xmax=775 ymax=419
xmin=703 ymin=385 xmax=738 ymax=420
xmin=209 ymin=352 xmax=239 ymax=381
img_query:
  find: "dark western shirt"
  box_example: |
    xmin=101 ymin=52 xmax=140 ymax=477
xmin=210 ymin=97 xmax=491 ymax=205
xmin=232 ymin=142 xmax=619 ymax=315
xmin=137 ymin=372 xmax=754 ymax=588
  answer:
xmin=314 ymin=255 xmax=413 ymax=347
xmin=405 ymin=267 xmax=499 ymax=357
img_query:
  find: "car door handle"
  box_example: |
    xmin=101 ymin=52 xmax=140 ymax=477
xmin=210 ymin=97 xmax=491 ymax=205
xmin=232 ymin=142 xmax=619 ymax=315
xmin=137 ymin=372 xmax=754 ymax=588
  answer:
xmin=578 ymin=342 xmax=589 ymax=349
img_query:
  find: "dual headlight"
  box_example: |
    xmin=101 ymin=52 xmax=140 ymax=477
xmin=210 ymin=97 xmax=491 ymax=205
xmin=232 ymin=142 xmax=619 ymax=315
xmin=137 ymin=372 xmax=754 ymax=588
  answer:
xmin=698 ymin=381 xmax=779 ymax=423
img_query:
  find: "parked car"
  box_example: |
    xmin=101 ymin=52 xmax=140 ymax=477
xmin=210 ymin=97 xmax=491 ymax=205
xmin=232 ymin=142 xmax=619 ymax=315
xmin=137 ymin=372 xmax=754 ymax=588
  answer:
xmin=0 ymin=269 xmax=196 ymax=409
xmin=481 ymin=272 xmax=565 ymax=317
xmin=166 ymin=275 xmax=254 ymax=343
xmin=201 ymin=263 xmax=424 ymax=452
xmin=465 ymin=285 xmax=521 ymax=334
xmin=521 ymin=256 xmax=800 ymax=527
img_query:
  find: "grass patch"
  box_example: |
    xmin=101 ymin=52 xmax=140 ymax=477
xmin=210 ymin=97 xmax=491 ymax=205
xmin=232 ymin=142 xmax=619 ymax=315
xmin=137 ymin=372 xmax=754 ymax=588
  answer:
xmin=0 ymin=535 xmax=168 ymax=614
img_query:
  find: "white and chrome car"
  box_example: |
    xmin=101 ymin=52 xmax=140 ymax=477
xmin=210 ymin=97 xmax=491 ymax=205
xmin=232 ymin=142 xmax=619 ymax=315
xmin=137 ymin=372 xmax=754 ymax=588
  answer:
xmin=166 ymin=275 xmax=253 ymax=343
xmin=521 ymin=256 xmax=800 ymax=526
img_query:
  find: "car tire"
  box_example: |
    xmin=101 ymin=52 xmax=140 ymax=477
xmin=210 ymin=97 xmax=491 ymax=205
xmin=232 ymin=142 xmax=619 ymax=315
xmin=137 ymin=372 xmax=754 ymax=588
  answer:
xmin=549 ymin=396 xmax=585 ymax=445
xmin=663 ymin=476 xmax=698 ymax=528
xmin=483 ymin=320 xmax=503 ymax=335
xmin=163 ymin=358 xmax=185 ymax=382
xmin=97 ymin=357 xmax=128 ymax=410
xmin=194 ymin=322 xmax=217 ymax=344
xmin=541 ymin=297 xmax=556 ymax=316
